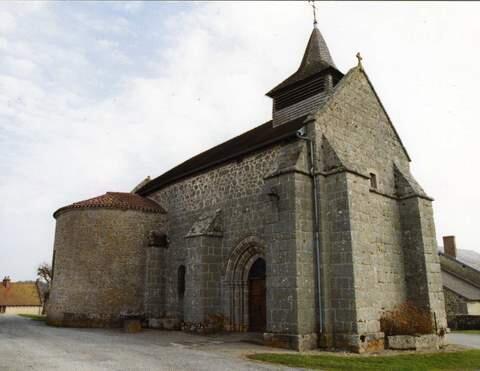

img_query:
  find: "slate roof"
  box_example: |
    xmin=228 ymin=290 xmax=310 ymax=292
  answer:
xmin=136 ymin=115 xmax=309 ymax=196
xmin=442 ymin=270 xmax=480 ymax=301
xmin=0 ymin=282 xmax=42 ymax=306
xmin=267 ymin=26 xmax=340 ymax=97
xmin=54 ymin=192 xmax=165 ymax=218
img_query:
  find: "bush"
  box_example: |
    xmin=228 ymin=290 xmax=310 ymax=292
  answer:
xmin=380 ymin=301 xmax=433 ymax=336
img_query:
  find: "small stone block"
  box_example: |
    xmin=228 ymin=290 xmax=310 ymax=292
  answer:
xmin=387 ymin=334 xmax=440 ymax=351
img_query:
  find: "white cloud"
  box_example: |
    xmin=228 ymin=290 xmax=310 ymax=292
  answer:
xmin=0 ymin=10 xmax=16 ymax=33
xmin=1 ymin=2 xmax=479 ymax=280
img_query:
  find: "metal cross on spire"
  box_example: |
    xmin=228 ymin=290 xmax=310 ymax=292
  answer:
xmin=308 ymin=0 xmax=318 ymax=26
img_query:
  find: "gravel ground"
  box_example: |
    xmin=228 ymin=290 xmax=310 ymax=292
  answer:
xmin=0 ymin=315 xmax=301 ymax=371
xmin=4 ymin=315 xmax=476 ymax=370
xmin=448 ymin=332 xmax=480 ymax=349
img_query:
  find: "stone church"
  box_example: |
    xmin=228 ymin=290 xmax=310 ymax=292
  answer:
xmin=47 ymin=22 xmax=447 ymax=352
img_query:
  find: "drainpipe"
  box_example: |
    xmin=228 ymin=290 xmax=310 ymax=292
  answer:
xmin=296 ymin=126 xmax=323 ymax=336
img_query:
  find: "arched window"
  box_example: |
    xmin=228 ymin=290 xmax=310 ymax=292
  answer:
xmin=177 ymin=265 xmax=186 ymax=300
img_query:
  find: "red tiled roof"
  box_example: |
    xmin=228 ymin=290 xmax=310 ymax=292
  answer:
xmin=0 ymin=282 xmax=42 ymax=306
xmin=53 ymin=192 xmax=165 ymax=218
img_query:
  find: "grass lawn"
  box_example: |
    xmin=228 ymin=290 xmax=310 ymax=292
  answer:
xmin=18 ymin=314 xmax=46 ymax=322
xmin=249 ymin=350 xmax=480 ymax=371
xmin=452 ymin=330 xmax=480 ymax=335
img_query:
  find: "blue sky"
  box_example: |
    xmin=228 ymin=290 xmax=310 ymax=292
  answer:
xmin=1 ymin=1 xmax=480 ymax=280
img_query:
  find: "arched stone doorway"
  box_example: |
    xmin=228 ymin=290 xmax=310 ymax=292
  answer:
xmin=248 ymin=258 xmax=266 ymax=332
xmin=224 ymin=236 xmax=266 ymax=332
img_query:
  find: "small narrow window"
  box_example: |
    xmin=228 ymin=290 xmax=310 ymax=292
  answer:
xmin=178 ymin=265 xmax=186 ymax=300
xmin=370 ymin=173 xmax=377 ymax=189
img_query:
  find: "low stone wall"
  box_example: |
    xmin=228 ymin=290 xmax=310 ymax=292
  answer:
xmin=387 ymin=334 xmax=442 ymax=351
xmin=449 ymin=315 xmax=480 ymax=330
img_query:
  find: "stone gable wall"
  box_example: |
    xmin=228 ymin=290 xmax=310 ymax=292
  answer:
xmin=311 ymin=67 xmax=446 ymax=350
xmin=314 ymin=67 xmax=411 ymax=196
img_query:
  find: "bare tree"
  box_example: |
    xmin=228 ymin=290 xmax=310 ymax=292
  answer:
xmin=37 ymin=263 xmax=52 ymax=286
xmin=36 ymin=263 xmax=52 ymax=314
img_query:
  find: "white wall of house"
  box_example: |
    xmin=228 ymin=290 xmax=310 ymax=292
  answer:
xmin=3 ymin=306 xmax=42 ymax=315
xmin=467 ymin=302 xmax=480 ymax=315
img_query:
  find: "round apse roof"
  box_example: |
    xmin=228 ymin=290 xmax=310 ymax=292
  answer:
xmin=53 ymin=192 xmax=165 ymax=218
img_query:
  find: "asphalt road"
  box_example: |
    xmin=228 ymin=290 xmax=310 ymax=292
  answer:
xmin=0 ymin=315 xmax=299 ymax=371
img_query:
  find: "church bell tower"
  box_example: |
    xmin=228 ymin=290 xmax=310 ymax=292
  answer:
xmin=267 ymin=24 xmax=343 ymax=127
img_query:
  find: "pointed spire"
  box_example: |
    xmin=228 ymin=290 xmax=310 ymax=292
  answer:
xmin=266 ymin=25 xmax=339 ymax=97
xmin=299 ymin=25 xmax=336 ymax=71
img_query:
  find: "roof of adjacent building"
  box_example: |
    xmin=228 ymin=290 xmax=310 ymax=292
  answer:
xmin=0 ymin=282 xmax=42 ymax=307
xmin=136 ymin=115 xmax=309 ymax=196
xmin=267 ymin=25 xmax=340 ymax=97
xmin=54 ymin=192 xmax=166 ymax=218
xmin=442 ymin=270 xmax=480 ymax=301
xmin=440 ymin=252 xmax=480 ymax=285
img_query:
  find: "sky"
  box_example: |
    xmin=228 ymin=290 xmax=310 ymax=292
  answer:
xmin=1 ymin=1 xmax=479 ymax=280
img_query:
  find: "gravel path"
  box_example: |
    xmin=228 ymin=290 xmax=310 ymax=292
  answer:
xmin=448 ymin=332 xmax=480 ymax=349
xmin=0 ymin=315 xmax=301 ymax=371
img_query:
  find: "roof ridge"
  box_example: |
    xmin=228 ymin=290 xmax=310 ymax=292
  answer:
xmin=439 ymin=252 xmax=480 ymax=275
xmin=53 ymin=192 xmax=165 ymax=218
xmin=136 ymin=116 xmax=308 ymax=196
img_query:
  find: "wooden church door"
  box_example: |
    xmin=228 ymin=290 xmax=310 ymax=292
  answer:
xmin=248 ymin=258 xmax=266 ymax=332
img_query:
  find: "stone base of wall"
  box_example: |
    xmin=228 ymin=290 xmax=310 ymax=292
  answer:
xmin=333 ymin=332 xmax=385 ymax=353
xmin=387 ymin=334 xmax=445 ymax=351
xmin=148 ymin=317 xmax=180 ymax=330
xmin=263 ymin=332 xmax=318 ymax=352
xmin=46 ymin=312 xmax=122 ymax=328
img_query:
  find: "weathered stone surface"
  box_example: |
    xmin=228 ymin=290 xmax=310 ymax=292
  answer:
xmin=387 ymin=334 xmax=442 ymax=351
xmin=264 ymin=332 xmax=318 ymax=352
xmin=148 ymin=317 xmax=180 ymax=330
xmin=47 ymin=208 xmax=166 ymax=327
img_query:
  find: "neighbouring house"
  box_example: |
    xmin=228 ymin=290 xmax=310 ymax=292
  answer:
xmin=440 ymin=236 xmax=480 ymax=329
xmin=0 ymin=277 xmax=43 ymax=315
xmin=47 ymin=21 xmax=447 ymax=352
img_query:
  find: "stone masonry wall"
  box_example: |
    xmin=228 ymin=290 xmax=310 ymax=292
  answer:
xmin=148 ymin=145 xmax=282 ymax=322
xmin=313 ymin=67 xmax=411 ymax=193
xmin=444 ymin=287 xmax=468 ymax=321
xmin=311 ymin=66 xmax=446 ymax=351
xmin=48 ymin=208 xmax=165 ymax=327
xmin=148 ymin=138 xmax=319 ymax=350
xmin=399 ymin=197 xmax=447 ymax=329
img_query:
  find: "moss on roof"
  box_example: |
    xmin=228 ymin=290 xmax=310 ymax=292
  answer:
xmin=0 ymin=282 xmax=42 ymax=306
